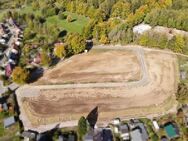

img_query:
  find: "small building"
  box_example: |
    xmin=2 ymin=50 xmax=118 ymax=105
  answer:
xmin=164 ymin=122 xmax=180 ymax=140
xmin=130 ymin=128 xmax=144 ymax=141
xmin=128 ymin=119 xmax=149 ymax=141
xmin=152 ymin=120 xmax=160 ymax=131
xmin=2 ymin=103 xmax=8 ymax=111
xmin=161 ymin=136 xmax=168 ymax=141
xmin=21 ymin=131 xmax=37 ymax=140
xmin=84 ymin=132 xmax=93 ymax=141
xmin=112 ymin=118 xmax=121 ymax=125
xmin=133 ymin=24 xmax=152 ymax=34
xmin=58 ymin=135 xmax=64 ymax=141
xmin=3 ymin=116 xmax=16 ymax=128
xmin=119 ymin=124 xmax=130 ymax=141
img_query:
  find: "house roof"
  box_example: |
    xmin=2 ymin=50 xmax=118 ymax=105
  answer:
xmin=164 ymin=123 xmax=179 ymax=139
xmin=2 ymin=103 xmax=8 ymax=111
xmin=3 ymin=116 xmax=16 ymax=128
xmin=84 ymin=133 xmax=93 ymax=141
xmin=119 ymin=124 xmax=129 ymax=134
xmin=101 ymin=129 xmax=113 ymax=141
xmin=130 ymin=129 xmax=144 ymax=141
xmin=21 ymin=131 xmax=36 ymax=139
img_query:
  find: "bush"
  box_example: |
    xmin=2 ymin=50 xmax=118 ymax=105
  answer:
xmin=12 ymin=67 xmax=29 ymax=84
xmin=66 ymin=15 xmax=73 ymax=22
xmin=58 ymin=12 xmax=67 ymax=20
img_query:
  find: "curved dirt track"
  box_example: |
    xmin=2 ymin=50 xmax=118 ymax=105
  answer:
xmin=16 ymin=45 xmax=179 ymax=132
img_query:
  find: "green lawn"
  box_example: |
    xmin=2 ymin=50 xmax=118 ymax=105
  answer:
xmin=46 ymin=12 xmax=89 ymax=34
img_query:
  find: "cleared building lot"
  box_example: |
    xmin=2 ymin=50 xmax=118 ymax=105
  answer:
xmin=16 ymin=46 xmax=179 ymax=132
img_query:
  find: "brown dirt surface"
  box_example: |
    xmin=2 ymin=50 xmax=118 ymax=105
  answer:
xmin=16 ymin=46 xmax=179 ymax=131
xmin=35 ymin=49 xmax=141 ymax=84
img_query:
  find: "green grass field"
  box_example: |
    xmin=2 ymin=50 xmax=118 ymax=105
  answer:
xmin=46 ymin=12 xmax=89 ymax=34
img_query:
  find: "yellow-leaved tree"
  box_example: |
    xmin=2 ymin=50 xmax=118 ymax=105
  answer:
xmin=54 ymin=44 xmax=66 ymax=58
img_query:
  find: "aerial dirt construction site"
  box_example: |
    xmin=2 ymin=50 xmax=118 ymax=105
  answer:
xmin=16 ymin=45 xmax=179 ymax=132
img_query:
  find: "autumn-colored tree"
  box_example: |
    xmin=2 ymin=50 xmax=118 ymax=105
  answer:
xmin=65 ymin=33 xmax=86 ymax=54
xmin=174 ymin=35 xmax=185 ymax=53
xmin=12 ymin=67 xmax=29 ymax=84
xmin=66 ymin=15 xmax=73 ymax=22
xmin=99 ymin=34 xmax=110 ymax=44
xmin=54 ymin=44 xmax=66 ymax=58
xmin=41 ymin=51 xmax=51 ymax=66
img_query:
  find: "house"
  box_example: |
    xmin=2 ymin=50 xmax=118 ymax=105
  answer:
xmin=21 ymin=131 xmax=37 ymax=140
xmin=152 ymin=120 xmax=160 ymax=131
xmin=8 ymin=83 xmax=19 ymax=91
xmin=130 ymin=128 xmax=144 ymax=141
xmin=67 ymin=134 xmax=76 ymax=141
xmin=3 ymin=116 xmax=16 ymax=128
xmin=58 ymin=135 xmax=64 ymax=141
xmin=119 ymin=124 xmax=130 ymax=141
xmin=84 ymin=128 xmax=113 ymax=141
xmin=84 ymin=132 xmax=93 ymax=141
xmin=2 ymin=103 xmax=8 ymax=111
xmin=112 ymin=118 xmax=121 ymax=125
xmin=133 ymin=24 xmax=152 ymax=34
xmin=161 ymin=136 xmax=168 ymax=141
xmin=164 ymin=122 xmax=180 ymax=140
xmin=180 ymin=71 xmax=186 ymax=80
xmin=128 ymin=119 xmax=149 ymax=141
xmin=5 ymin=63 xmax=13 ymax=77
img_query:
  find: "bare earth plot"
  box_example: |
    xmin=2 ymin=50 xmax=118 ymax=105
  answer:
xmin=16 ymin=45 xmax=179 ymax=132
xmin=35 ymin=49 xmax=141 ymax=84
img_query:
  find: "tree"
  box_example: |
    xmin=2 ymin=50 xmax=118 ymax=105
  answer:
xmin=54 ymin=44 xmax=66 ymax=58
xmin=66 ymin=15 xmax=73 ymax=22
xmin=78 ymin=116 xmax=87 ymax=139
xmin=65 ymin=33 xmax=86 ymax=55
xmin=99 ymin=34 xmax=109 ymax=44
xmin=41 ymin=51 xmax=51 ymax=66
xmin=12 ymin=67 xmax=29 ymax=84
xmin=174 ymin=35 xmax=185 ymax=53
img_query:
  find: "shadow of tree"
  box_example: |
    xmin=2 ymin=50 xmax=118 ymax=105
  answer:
xmin=87 ymin=106 xmax=99 ymax=128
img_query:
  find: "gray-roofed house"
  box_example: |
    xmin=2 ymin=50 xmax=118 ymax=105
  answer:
xmin=2 ymin=103 xmax=8 ymax=111
xmin=130 ymin=129 xmax=144 ymax=141
xmin=3 ymin=116 xmax=16 ymax=128
xmin=84 ymin=133 xmax=93 ymax=141
xmin=59 ymin=135 xmax=64 ymax=141
xmin=119 ymin=124 xmax=130 ymax=141
xmin=129 ymin=119 xmax=149 ymax=141
xmin=21 ymin=131 xmax=37 ymax=140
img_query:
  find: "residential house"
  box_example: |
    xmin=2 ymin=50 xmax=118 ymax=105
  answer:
xmin=161 ymin=136 xmax=168 ymax=141
xmin=129 ymin=119 xmax=149 ymax=141
xmin=3 ymin=116 xmax=16 ymax=128
xmin=21 ymin=131 xmax=37 ymax=141
xmin=119 ymin=124 xmax=130 ymax=141
xmin=84 ymin=128 xmax=113 ymax=141
xmin=130 ymin=128 xmax=144 ymax=141
xmin=164 ymin=122 xmax=180 ymax=140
